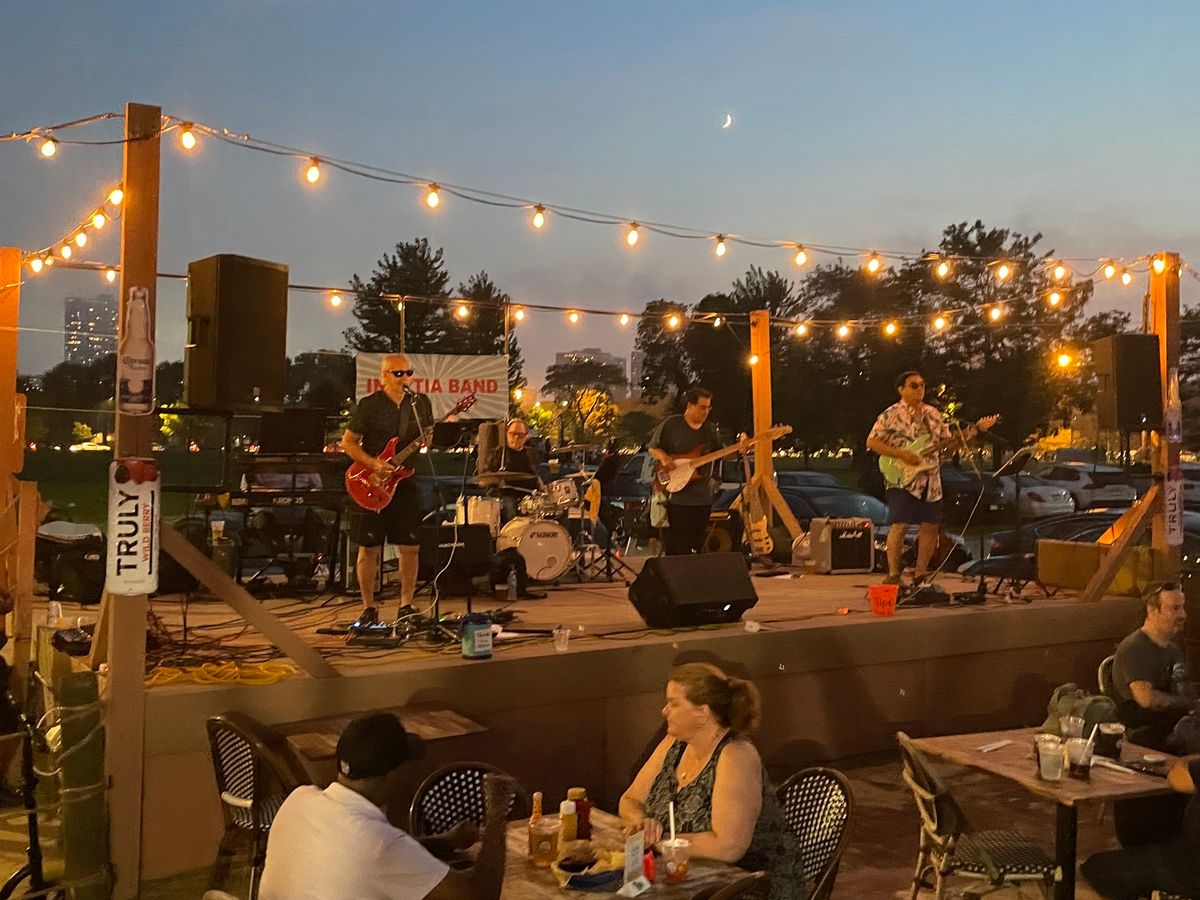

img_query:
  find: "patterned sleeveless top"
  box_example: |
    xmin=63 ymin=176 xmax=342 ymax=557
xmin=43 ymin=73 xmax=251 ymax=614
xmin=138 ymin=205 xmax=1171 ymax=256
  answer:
xmin=643 ymin=735 xmax=807 ymax=899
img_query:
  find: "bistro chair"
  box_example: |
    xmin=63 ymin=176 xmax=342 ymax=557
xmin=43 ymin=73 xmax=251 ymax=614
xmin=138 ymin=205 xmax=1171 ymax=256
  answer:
xmin=1150 ymin=893 xmax=1195 ymax=900
xmin=896 ymin=732 xmax=1059 ymax=900
xmin=690 ymin=872 xmax=770 ymax=900
xmin=408 ymin=761 xmax=529 ymax=837
xmin=776 ymin=767 xmax=853 ymax=900
xmin=1097 ymin=654 xmax=1116 ymax=698
xmin=206 ymin=712 xmax=310 ymax=900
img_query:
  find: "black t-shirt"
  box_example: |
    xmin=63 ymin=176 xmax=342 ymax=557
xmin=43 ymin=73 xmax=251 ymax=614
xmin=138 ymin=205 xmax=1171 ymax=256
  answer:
xmin=347 ymin=390 xmax=434 ymax=458
xmin=1111 ymin=628 xmax=1189 ymax=748
xmin=494 ymin=445 xmax=541 ymax=495
xmin=648 ymin=414 xmax=724 ymax=506
xmin=1167 ymin=757 xmax=1200 ymax=890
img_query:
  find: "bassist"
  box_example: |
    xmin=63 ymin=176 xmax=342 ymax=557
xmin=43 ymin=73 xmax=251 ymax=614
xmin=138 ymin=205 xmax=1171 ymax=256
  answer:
xmin=341 ymin=354 xmax=433 ymax=628
xmin=648 ymin=387 xmax=727 ymax=555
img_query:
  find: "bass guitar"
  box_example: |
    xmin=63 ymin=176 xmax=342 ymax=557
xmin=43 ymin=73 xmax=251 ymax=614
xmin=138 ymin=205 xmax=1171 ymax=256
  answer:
xmin=345 ymin=393 xmax=478 ymax=512
xmin=878 ymin=415 xmax=999 ymax=489
xmin=740 ymin=447 xmax=774 ymax=561
xmin=653 ymin=425 xmax=792 ymax=494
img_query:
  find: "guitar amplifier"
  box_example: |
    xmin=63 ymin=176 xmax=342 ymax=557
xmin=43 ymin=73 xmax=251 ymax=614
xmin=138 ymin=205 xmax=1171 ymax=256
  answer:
xmin=810 ymin=517 xmax=875 ymax=574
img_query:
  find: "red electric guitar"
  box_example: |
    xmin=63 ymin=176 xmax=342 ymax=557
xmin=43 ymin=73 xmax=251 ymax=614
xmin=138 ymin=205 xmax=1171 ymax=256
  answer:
xmin=345 ymin=393 xmax=477 ymax=512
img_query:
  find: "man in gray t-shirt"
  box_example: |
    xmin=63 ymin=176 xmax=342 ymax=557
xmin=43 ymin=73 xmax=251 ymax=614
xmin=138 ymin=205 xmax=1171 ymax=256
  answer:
xmin=648 ymin=387 xmax=726 ymax=555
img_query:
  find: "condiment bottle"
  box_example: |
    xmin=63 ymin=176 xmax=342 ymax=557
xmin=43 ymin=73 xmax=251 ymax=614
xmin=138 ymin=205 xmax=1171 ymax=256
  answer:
xmin=559 ymin=799 xmax=577 ymax=843
xmin=567 ymin=787 xmax=592 ymax=840
xmin=528 ymin=791 xmax=543 ymax=857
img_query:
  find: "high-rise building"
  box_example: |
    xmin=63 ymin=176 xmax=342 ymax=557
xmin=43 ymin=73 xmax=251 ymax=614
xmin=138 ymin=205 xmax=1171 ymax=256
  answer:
xmin=63 ymin=294 xmax=117 ymax=365
xmin=629 ymin=350 xmax=645 ymax=397
xmin=554 ymin=347 xmax=629 ymax=398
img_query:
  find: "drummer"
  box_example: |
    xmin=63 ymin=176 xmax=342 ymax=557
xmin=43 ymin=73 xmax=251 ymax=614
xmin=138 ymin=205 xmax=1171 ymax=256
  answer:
xmin=494 ymin=418 xmax=544 ymax=521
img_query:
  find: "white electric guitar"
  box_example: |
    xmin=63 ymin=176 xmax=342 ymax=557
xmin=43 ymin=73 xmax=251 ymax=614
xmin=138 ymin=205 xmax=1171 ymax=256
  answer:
xmin=653 ymin=426 xmax=792 ymax=494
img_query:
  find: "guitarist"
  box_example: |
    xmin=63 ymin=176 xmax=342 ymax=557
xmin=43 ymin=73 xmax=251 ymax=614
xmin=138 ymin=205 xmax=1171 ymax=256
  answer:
xmin=866 ymin=370 xmax=954 ymax=588
xmin=341 ymin=354 xmax=434 ymax=628
xmin=648 ymin=387 xmax=727 ymax=555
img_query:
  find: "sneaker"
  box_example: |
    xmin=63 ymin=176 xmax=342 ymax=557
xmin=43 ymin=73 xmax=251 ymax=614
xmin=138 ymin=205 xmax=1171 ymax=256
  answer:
xmin=350 ymin=606 xmax=380 ymax=632
xmin=882 ymin=574 xmax=905 ymax=586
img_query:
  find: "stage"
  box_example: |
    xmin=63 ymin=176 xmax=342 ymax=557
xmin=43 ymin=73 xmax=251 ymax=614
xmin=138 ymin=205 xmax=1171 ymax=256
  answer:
xmin=131 ymin=566 xmax=1144 ymax=880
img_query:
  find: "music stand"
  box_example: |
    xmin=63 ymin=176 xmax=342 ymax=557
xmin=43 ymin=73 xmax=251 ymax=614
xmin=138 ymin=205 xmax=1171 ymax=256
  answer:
xmin=993 ymin=447 xmax=1035 ymax=539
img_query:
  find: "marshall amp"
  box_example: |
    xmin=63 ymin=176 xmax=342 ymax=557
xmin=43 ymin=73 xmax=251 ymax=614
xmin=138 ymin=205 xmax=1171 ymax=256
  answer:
xmin=809 ymin=517 xmax=874 ymax=574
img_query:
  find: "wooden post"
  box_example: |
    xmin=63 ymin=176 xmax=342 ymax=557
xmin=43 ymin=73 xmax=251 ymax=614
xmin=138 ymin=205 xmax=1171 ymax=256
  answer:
xmin=12 ymin=481 xmax=38 ymax=705
xmin=747 ymin=311 xmax=802 ymax=541
xmin=0 ymin=248 xmax=23 ymax=648
xmin=107 ymin=101 xmax=161 ymax=900
xmin=1149 ymin=252 xmax=1181 ymax=578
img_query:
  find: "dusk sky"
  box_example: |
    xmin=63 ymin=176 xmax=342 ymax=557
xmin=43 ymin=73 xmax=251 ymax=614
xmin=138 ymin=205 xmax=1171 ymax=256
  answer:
xmin=3 ymin=1 xmax=1198 ymax=390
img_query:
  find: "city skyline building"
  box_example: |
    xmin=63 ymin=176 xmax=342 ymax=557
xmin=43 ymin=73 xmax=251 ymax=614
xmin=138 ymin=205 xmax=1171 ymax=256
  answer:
xmin=63 ymin=294 xmax=116 ymax=365
xmin=554 ymin=346 xmax=629 ymax=398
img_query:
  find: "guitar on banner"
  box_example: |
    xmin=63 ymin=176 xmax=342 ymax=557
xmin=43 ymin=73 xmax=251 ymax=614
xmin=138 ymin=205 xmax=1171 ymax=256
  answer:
xmin=346 ymin=393 xmax=478 ymax=511
xmin=877 ymin=415 xmax=1000 ymax=489
xmin=653 ymin=425 xmax=792 ymax=494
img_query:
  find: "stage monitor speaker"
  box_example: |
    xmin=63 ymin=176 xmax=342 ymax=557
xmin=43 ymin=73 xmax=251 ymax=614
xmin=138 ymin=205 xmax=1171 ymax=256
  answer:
xmin=185 ymin=254 xmax=288 ymax=411
xmin=629 ymin=553 xmax=757 ymax=628
xmin=1092 ymin=334 xmax=1162 ymax=432
xmin=809 ymin=517 xmax=875 ymax=574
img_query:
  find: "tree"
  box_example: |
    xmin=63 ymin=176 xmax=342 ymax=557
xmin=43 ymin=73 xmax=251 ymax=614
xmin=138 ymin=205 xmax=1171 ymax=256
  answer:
xmin=286 ymin=351 xmax=355 ymax=411
xmin=156 ymin=360 xmax=184 ymax=404
xmin=343 ymin=238 xmax=451 ymax=353
xmin=633 ymin=299 xmax=692 ymax=402
xmin=617 ymin=409 xmax=658 ymax=447
xmin=542 ymin=359 xmax=627 ymax=442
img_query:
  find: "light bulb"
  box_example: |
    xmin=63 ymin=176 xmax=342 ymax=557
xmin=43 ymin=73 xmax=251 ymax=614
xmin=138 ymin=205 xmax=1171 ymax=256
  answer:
xmin=39 ymin=137 xmax=57 ymax=158
xmin=793 ymin=246 xmax=808 ymax=267
xmin=567 ymin=311 xmax=580 ymax=325
xmin=748 ymin=354 xmax=760 ymax=366
xmin=1121 ymin=269 xmax=1133 ymax=286
xmin=712 ymin=316 xmax=723 ymax=328
xmin=305 ymin=159 xmax=321 ymax=184
xmin=665 ymin=313 xmax=681 ymax=330
xmin=1048 ymin=291 xmax=1062 ymax=307
xmin=328 ymin=292 xmax=343 ymax=308
xmin=935 ymin=259 xmax=951 ymax=279
xmin=513 ymin=387 xmax=523 ymax=401
xmin=74 ymin=232 xmax=87 ymax=248
xmin=1052 ymin=262 xmax=1068 ymax=281
xmin=534 ymin=400 xmax=542 ymax=408
xmin=108 ymin=188 xmax=124 ymax=206
xmin=995 ymin=262 xmax=1011 ymax=282
xmin=92 ymin=212 xmax=106 ymax=229
xmin=105 ymin=268 xmax=117 ymax=283
xmin=59 ymin=244 xmax=72 ymax=259
xmin=989 ymin=306 xmax=1003 ymax=321
xmin=513 ymin=307 xmax=526 ymax=322
xmin=179 ymin=125 xmax=197 ymax=151
xmin=425 ymin=184 xmax=441 ymax=209
xmin=932 ymin=315 xmax=947 ymax=331
xmin=714 ymin=236 xmax=727 ymax=257
xmin=531 ymin=205 xmax=546 ymax=230
xmin=1103 ymin=262 xmax=1117 ymax=280
xmin=1153 ymin=257 xmax=1166 ymax=275
xmin=43 ymin=255 xmax=54 ymax=267
xmin=837 ymin=323 xmax=851 ymax=339
xmin=794 ymin=323 xmax=809 ymax=337
xmin=1057 ymin=352 xmax=1072 ymax=368
xmin=617 ymin=313 xmax=631 ymax=327
xmin=883 ymin=321 xmax=897 ymax=336
xmin=865 ymin=253 xmax=882 ymax=275
xmin=455 ymin=303 xmax=470 ymax=320
xmin=626 ymin=223 xmax=640 ymax=247
xmin=28 ymin=257 xmax=44 ymax=274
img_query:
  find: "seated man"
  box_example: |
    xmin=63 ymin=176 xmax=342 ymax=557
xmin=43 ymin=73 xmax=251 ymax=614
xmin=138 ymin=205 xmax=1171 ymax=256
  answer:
xmin=1111 ymin=583 xmax=1198 ymax=753
xmin=1082 ymin=754 xmax=1200 ymax=899
xmin=259 ymin=711 xmax=516 ymax=900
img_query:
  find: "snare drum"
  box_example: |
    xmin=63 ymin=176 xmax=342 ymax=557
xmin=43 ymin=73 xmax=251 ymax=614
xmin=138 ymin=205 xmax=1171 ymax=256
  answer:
xmin=496 ymin=517 xmax=573 ymax=581
xmin=454 ymin=496 xmax=502 ymax=536
xmin=518 ymin=490 xmax=559 ymax=519
xmin=549 ymin=478 xmax=579 ymax=509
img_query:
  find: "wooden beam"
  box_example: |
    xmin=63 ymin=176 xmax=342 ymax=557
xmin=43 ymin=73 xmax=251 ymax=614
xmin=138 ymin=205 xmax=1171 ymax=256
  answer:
xmin=11 ymin=481 xmax=38 ymax=706
xmin=159 ymin=522 xmax=339 ymax=678
xmin=746 ymin=311 xmax=802 ymax=540
xmin=1149 ymin=252 xmax=1181 ymax=577
xmin=1080 ymin=483 xmax=1160 ymax=603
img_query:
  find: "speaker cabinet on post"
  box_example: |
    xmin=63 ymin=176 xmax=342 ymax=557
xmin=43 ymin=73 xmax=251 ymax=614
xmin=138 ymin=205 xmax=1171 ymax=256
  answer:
xmin=1092 ymin=334 xmax=1162 ymax=432
xmin=186 ymin=254 xmax=288 ymax=411
xmin=629 ymin=552 xmax=758 ymax=628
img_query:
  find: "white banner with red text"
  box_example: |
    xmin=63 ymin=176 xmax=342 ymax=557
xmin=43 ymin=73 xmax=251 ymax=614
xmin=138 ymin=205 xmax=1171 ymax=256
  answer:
xmin=355 ymin=353 xmax=508 ymax=419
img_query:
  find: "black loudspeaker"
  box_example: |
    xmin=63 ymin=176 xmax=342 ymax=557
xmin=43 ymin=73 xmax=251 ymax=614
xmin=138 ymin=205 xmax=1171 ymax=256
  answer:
xmin=185 ymin=254 xmax=288 ymax=411
xmin=629 ymin=553 xmax=758 ymax=628
xmin=417 ymin=524 xmax=494 ymax=580
xmin=1092 ymin=334 xmax=1162 ymax=432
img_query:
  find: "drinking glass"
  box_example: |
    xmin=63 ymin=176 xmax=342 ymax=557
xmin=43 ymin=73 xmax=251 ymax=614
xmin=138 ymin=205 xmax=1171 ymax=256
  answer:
xmin=1066 ymin=737 xmax=1092 ymax=780
xmin=1037 ymin=737 xmax=1064 ymax=781
xmin=1060 ymin=715 xmax=1085 ymax=740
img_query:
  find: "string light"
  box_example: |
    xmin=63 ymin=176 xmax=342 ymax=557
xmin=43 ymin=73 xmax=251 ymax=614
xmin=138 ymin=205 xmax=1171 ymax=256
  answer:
xmin=1121 ymin=269 xmax=1133 ymax=286
xmin=994 ymin=262 xmax=1012 ymax=282
xmin=567 ymin=310 xmax=580 ymax=325
xmin=1047 ymin=290 xmax=1063 ymax=307
xmin=304 ymin=159 xmax=321 ymax=184
xmin=793 ymin=246 xmax=808 ymax=268
xmin=714 ymin=235 xmax=727 ymax=258
xmin=455 ymin=303 xmax=470 ymax=320
xmin=932 ymin=314 xmax=948 ymax=331
xmin=617 ymin=313 xmax=631 ymax=327
xmin=1057 ymin=352 xmax=1073 ymax=368
xmin=59 ymin=244 xmax=71 ymax=259
xmin=425 ymin=184 xmax=441 ymax=209
xmin=531 ymin=205 xmax=546 ymax=230
xmin=73 ymin=232 xmax=87 ymax=248
xmin=883 ymin=321 xmax=898 ymax=336
xmin=179 ymin=124 xmax=197 ymax=151
xmin=1102 ymin=261 xmax=1117 ymax=280
xmin=92 ymin=212 xmax=106 ymax=229
xmin=39 ymin=136 xmax=57 ymax=158
xmin=794 ymin=323 xmax=809 ymax=338
xmin=837 ymin=323 xmax=852 ymax=339
xmin=108 ymin=187 xmax=124 ymax=206
xmin=1152 ymin=256 xmax=1166 ymax=275
xmin=988 ymin=305 xmax=1004 ymax=322
xmin=42 ymin=255 xmax=53 ymax=267
xmin=28 ymin=257 xmax=43 ymax=274
xmin=665 ymin=313 xmax=682 ymax=330
xmin=626 ymin=223 xmax=640 ymax=247
xmin=513 ymin=387 xmax=523 ymax=401
xmin=328 ymin=291 xmax=343 ymax=308
xmin=934 ymin=258 xmax=951 ymax=280
xmin=512 ymin=306 xmax=526 ymax=322
xmin=1051 ymin=261 xmax=1068 ymax=281
xmin=864 ymin=253 xmax=882 ymax=275
xmin=712 ymin=316 xmax=723 ymax=328
xmin=748 ymin=353 xmax=760 ymax=366
xmin=104 ymin=267 xmax=117 ymax=283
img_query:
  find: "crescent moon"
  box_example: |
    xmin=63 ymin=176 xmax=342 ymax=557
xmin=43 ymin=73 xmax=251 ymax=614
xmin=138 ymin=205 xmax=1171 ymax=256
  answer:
xmin=721 ymin=114 xmax=733 ymax=129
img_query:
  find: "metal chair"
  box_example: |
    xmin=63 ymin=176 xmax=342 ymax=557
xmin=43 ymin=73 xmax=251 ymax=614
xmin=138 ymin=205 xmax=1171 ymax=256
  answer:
xmin=1097 ymin=654 xmax=1116 ymax=698
xmin=897 ymin=732 xmax=1058 ymax=899
xmin=408 ymin=762 xmax=529 ymax=837
xmin=777 ymin=767 xmax=854 ymax=900
xmin=698 ymin=872 xmax=770 ymax=899
xmin=206 ymin=712 xmax=310 ymax=900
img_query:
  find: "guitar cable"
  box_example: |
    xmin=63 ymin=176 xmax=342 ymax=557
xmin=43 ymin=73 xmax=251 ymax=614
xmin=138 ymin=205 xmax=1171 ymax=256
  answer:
xmin=914 ymin=420 xmax=989 ymax=589
xmin=409 ymin=389 xmax=462 ymax=625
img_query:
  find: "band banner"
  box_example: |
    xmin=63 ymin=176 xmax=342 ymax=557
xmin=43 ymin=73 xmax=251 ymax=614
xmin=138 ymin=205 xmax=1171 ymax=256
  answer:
xmin=355 ymin=353 xmax=508 ymax=419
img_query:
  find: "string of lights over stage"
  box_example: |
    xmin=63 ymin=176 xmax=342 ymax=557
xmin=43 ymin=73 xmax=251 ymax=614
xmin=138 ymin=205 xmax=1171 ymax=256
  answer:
xmin=6 ymin=110 xmax=1192 ymax=288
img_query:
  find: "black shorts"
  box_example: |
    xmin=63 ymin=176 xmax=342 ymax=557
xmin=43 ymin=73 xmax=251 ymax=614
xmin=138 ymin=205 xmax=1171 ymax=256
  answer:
xmin=885 ymin=488 xmax=942 ymax=526
xmin=350 ymin=479 xmax=424 ymax=548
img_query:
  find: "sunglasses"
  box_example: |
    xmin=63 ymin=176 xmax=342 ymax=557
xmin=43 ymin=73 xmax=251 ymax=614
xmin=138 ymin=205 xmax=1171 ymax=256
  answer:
xmin=905 ymin=381 xmax=925 ymax=389
xmin=389 ymin=369 xmax=415 ymax=377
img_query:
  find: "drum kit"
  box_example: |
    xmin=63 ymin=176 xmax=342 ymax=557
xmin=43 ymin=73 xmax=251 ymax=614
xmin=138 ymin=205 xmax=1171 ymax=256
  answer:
xmin=466 ymin=444 xmax=634 ymax=584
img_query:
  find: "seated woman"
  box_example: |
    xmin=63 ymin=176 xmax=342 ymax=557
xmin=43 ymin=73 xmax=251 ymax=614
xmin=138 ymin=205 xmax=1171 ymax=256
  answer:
xmin=619 ymin=662 xmax=806 ymax=899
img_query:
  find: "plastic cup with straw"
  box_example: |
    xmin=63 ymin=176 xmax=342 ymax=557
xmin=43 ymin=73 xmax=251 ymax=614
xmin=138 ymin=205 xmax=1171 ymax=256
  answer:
xmin=668 ymin=801 xmax=676 ymax=843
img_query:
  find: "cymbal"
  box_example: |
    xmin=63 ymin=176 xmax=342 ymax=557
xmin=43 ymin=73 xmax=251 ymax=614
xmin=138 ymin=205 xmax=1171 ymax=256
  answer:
xmin=551 ymin=443 xmax=598 ymax=454
xmin=471 ymin=470 xmax=539 ymax=483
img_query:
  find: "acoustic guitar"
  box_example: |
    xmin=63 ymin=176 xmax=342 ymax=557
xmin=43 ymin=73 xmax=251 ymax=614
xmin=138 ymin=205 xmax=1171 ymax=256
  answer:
xmin=877 ymin=415 xmax=999 ymax=489
xmin=345 ymin=393 xmax=477 ymax=512
xmin=653 ymin=425 xmax=792 ymax=494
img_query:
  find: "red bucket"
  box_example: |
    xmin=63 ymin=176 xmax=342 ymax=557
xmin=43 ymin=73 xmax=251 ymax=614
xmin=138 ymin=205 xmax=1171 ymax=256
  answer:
xmin=868 ymin=583 xmax=899 ymax=616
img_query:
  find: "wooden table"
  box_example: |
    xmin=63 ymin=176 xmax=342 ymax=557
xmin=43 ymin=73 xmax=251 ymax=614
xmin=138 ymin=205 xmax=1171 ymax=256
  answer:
xmin=499 ymin=810 xmax=752 ymax=899
xmin=913 ymin=727 xmax=1179 ymax=900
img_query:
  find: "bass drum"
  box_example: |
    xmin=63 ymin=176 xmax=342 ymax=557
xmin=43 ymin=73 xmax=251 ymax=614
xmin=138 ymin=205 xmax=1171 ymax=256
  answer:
xmin=496 ymin=517 xmax=573 ymax=582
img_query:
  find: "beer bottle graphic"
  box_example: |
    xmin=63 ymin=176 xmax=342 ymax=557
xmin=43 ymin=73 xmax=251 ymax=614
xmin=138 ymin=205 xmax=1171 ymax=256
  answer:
xmin=118 ymin=288 xmax=155 ymax=415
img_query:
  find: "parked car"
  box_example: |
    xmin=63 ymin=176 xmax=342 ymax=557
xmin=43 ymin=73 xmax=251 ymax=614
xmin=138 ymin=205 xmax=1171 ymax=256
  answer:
xmin=988 ymin=509 xmax=1200 ymax=568
xmin=938 ymin=466 xmax=1012 ymax=523
xmin=995 ymin=473 xmax=1075 ymax=519
xmin=1034 ymin=462 xmax=1137 ymax=510
xmin=775 ymin=470 xmax=845 ymax=490
xmin=1128 ymin=463 xmax=1200 ymax=508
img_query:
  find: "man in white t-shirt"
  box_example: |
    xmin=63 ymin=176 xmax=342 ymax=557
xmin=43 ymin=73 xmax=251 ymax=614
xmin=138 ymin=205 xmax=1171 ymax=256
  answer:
xmin=259 ymin=711 xmax=516 ymax=900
